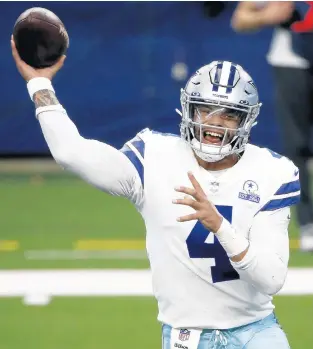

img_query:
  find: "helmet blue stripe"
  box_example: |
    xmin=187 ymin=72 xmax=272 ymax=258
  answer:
xmin=226 ymin=64 xmax=237 ymax=94
xmin=212 ymin=61 xmax=223 ymax=92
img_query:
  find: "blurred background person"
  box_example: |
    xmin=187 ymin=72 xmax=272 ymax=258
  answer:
xmin=232 ymin=1 xmax=313 ymax=252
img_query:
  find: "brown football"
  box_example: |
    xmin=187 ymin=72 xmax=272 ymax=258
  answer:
xmin=13 ymin=7 xmax=69 ymax=68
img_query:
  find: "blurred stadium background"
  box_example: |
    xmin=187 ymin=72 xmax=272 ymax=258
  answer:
xmin=1 ymin=2 xmax=312 ymax=349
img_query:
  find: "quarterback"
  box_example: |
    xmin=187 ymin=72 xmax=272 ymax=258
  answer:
xmin=12 ymin=37 xmax=299 ymax=349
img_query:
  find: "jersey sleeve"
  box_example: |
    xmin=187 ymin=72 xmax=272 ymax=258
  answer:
xmin=259 ymin=157 xmax=300 ymax=212
xmin=119 ymin=128 xmax=152 ymax=191
xmin=231 ymin=206 xmax=290 ymax=295
xmin=228 ymin=155 xmax=298 ymax=295
xmin=38 ymin=107 xmax=144 ymax=209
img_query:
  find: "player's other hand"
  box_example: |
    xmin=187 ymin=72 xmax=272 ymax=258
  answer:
xmin=11 ymin=35 xmax=66 ymax=82
xmin=173 ymin=172 xmax=223 ymax=233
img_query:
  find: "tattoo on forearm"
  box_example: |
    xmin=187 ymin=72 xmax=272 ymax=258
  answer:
xmin=33 ymin=90 xmax=60 ymax=108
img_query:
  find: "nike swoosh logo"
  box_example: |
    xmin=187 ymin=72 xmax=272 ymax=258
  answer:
xmin=294 ymin=170 xmax=299 ymax=176
xmin=192 ymin=81 xmax=200 ymax=85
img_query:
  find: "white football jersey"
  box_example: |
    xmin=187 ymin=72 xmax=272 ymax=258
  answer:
xmin=38 ymin=109 xmax=300 ymax=330
xmin=120 ymin=128 xmax=300 ymax=329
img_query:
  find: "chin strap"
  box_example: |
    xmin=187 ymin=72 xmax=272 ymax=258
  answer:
xmin=191 ymin=138 xmax=232 ymax=163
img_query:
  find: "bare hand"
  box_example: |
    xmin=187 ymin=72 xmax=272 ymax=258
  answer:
xmin=173 ymin=172 xmax=223 ymax=233
xmin=232 ymin=1 xmax=294 ymax=32
xmin=11 ymin=35 xmax=66 ymax=82
xmin=258 ymin=1 xmax=294 ymax=26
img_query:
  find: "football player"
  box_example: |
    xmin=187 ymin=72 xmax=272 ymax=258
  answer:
xmin=12 ymin=37 xmax=299 ymax=349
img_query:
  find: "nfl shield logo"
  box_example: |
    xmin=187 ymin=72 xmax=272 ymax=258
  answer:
xmin=179 ymin=329 xmax=190 ymax=341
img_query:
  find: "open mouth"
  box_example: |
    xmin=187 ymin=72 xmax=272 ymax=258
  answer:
xmin=202 ymin=130 xmax=225 ymax=145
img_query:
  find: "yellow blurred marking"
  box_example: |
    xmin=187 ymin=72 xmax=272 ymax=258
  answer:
xmin=290 ymin=239 xmax=299 ymax=250
xmin=0 ymin=240 xmax=19 ymax=251
xmin=75 ymin=239 xmax=300 ymax=251
xmin=74 ymin=240 xmax=145 ymax=251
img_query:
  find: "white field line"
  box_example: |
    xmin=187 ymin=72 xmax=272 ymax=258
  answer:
xmin=0 ymin=269 xmax=312 ymax=305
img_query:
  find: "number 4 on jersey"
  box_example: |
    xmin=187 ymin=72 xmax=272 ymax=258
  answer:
xmin=186 ymin=205 xmax=239 ymax=283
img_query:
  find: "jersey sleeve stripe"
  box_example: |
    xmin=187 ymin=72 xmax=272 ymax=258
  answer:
xmin=260 ymin=195 xmax=300 ymax=211
xmin=272 ymin=190 xmax=300 ymax=200
xmin=131 ymin=140 xmax=145 ymax=158
xmin=120 ymin=139 xmax=145 ymax=187
xmin=275 ymin=180 xmax=300 ymax=196
xmin=127 ymin=141 xmax=144 ymax=164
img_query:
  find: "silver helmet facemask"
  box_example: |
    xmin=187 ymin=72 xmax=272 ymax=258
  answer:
xmin=179 ymin=61 xmax=262 ymax=162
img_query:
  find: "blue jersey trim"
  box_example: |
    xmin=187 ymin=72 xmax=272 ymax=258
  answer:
xmin=131 ymin=140 xmax=145 ymax=158
xmin=266 ymin=148 xmax=283 ymax=159
xmin=275 ymin=180 xmax=300 ymax=196
xmin=120 ymin=139 xmax=145 ymax=187
xmin=260 ymin=195 xmax=300 ymax=212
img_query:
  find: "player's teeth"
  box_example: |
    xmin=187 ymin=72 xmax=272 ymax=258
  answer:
xmin=204 ymin=132 xmax=223 ymax=138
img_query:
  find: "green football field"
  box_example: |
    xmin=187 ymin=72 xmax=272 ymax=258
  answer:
xmin=1 ymin=173 xmax=312 ymax=268
xmin=1 ymin=172 xmax=313 ymax=349
xmin=0 ymin=296 xmax=312 ymax=349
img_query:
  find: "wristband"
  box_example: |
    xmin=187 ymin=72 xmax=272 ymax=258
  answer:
xmin=27 ymin=77 xmax=55 ymax=101
xmin=215 ymin=218 xmax=249 ymax=257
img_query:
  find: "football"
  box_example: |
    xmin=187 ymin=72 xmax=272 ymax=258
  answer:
xmin=13 ymin=7 xmax=69 ymax=68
